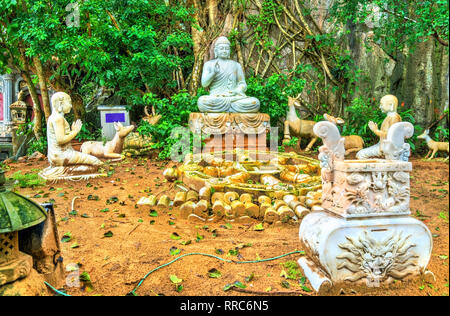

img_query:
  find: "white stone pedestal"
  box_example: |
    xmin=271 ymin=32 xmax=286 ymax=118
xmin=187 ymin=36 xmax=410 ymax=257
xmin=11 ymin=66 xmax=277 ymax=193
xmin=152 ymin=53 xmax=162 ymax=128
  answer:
xmin=299 ymin=211 xmax=432 ymax=291
xmin=298 ymin=121 xmax=434 ymax=292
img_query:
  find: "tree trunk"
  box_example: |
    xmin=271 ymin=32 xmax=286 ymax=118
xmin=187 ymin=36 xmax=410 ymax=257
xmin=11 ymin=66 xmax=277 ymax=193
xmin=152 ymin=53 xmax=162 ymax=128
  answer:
xmin=207 ymin=0 xmax=217 ymax=26
xmin=18 ymin=48 xmax=43 ymax=139
xmin=189 ymin=2 xmax=207 ymax=95
xmin=70 ymin=93 xmax=86 ymax=120
xmin=21 ymin=71 xmax=43 ymax=139
xmin=32 ymin=56 xmax=51 ymax=121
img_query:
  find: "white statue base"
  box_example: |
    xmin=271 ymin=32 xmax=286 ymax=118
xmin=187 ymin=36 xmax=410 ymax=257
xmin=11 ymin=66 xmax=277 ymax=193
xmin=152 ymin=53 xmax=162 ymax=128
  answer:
xmin=39 ymin=165 xmax=104 ymax=182
xmin=298 ymin=211 xmax=432 ymax=291
xmin=298 ymin=121 xmax=434 ymax=292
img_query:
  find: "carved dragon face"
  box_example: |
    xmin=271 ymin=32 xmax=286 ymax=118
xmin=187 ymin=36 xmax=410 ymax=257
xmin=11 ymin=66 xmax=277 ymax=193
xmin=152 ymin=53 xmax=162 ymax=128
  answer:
xmin=361 ymin=246 xmax=395 ymax=283
xmin=337 ymin=231 xmax=418 ymax=285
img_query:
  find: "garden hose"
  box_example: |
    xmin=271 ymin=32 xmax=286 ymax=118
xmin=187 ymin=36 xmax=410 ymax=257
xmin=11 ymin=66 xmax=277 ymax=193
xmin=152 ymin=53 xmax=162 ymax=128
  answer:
xmin=44 ymin=250 xmax=304 ymax=296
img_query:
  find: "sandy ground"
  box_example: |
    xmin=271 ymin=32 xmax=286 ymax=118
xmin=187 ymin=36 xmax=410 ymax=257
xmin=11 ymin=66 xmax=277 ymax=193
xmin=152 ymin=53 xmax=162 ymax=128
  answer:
xmin=3 ymin=155 xmax=449 ymax=296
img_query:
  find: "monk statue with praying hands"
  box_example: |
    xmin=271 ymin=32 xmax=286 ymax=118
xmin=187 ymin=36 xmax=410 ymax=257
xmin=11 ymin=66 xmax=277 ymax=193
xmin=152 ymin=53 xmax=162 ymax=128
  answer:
xmin=39 ymin=92 xmax=103 ymax=181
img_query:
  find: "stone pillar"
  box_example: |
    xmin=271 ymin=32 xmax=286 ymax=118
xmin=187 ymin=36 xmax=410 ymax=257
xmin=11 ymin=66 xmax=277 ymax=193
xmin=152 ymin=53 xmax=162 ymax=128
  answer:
xmin=2 ymin=74 xmax=14 ymax=122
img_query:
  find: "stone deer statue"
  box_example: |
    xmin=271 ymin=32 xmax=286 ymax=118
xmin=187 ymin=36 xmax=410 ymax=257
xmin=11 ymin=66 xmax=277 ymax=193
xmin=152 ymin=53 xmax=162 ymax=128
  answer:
xmin=323 ymin=113 xmax=365 ymax=156
xmin=418 ymin=129 xmax=449 ymax=160
xmin=81 ymin=122 xmax=135 ymax=160
xmin=283 ymin=96 xmax=318 ymax=151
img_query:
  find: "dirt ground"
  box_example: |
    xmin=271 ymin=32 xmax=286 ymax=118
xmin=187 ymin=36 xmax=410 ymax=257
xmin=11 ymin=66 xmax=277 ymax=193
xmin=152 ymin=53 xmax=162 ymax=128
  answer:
xmin=3 ymin=155 xmax=449 ymax=296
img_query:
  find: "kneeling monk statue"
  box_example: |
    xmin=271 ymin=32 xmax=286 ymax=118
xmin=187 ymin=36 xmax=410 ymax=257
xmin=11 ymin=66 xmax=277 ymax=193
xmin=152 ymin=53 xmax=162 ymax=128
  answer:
xmin=356 ymin=94 xmax=402 ymax=160
xmin=39 ymin=92 xmax=103 ymax=181
xmin=198 ymin=36 xmax=260 ymax=113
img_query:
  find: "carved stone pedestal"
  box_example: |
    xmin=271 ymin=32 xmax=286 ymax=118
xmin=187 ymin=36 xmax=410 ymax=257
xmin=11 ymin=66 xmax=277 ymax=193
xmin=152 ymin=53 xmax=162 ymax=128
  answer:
xmin=189 ymin=113 xmax=270 ymax=152
xmin=299 ymin=211 xmax=432 ymax=291
xmin=298 ymin=121 xmax=433 ymax=292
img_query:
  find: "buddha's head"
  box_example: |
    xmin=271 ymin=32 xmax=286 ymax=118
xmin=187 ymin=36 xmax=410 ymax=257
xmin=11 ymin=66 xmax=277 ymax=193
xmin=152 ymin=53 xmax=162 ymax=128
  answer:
xmin=51 ymin=92 xmax=72 ymax=114
xmin=214 ymin=36 xmax=231 ymax=59
xmin=379 ymin=94 xmax=398 ymax=113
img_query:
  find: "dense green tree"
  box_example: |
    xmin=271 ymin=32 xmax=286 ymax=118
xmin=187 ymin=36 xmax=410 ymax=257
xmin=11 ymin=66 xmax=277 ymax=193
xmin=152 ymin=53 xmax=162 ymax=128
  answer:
xmin=1 ymin=0 xmax=195 ymax=130
xmin=330 ymin=0 xmax=449 ymax=54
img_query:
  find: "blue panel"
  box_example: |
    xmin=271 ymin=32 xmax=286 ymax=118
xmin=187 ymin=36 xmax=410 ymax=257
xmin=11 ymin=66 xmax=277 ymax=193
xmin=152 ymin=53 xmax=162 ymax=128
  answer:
xmin=105 ymin=113 xmax=125 ymax=123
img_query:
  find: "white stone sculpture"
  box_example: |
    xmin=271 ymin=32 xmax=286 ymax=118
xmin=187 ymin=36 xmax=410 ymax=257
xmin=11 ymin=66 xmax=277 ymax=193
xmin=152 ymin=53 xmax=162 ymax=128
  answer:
xmin=356 ymin=95 xmax=402 ymax=160
xmin=39 ymin=92 xmax=103 ymax=181
xmin=298 ymin=121 xmax=433 ymax=292
xmin=197 ymin=36 xmax=260 ymax=113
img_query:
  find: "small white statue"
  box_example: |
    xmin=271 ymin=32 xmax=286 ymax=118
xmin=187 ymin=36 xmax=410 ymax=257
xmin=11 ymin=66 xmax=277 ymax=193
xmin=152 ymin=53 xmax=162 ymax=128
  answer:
xmin=40 ymin=92 xmax=103 ymax=180
xmin=418 ymin=129 xmax=449 ymax=160
xmin=81 ymin=122 xmax=135 ymax=160
xmin=356 ymin=95 xmax=402 ymax=159
xmin=197 ymin=36 xmax=260 ymax=113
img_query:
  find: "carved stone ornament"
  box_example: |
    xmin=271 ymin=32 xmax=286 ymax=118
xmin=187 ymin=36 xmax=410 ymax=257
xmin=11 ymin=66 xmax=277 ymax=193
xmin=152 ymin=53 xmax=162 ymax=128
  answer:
xmin=189 ymin=113 xmax=270 ymax=135
xmin=298 ymin=119 xmax=433 ymax=292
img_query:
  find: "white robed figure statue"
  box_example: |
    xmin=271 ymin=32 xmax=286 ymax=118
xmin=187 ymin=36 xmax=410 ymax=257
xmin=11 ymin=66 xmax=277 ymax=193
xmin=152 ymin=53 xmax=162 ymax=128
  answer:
xmin=198 ymin=36 xmax=260 ymax=113
xmin=39 ymin=92 xmax=103 ymax=181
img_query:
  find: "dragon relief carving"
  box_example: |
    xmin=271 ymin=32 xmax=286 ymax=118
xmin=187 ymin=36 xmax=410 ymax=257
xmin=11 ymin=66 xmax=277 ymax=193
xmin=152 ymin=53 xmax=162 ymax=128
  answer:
xmin=337 ymin=231 xmax=419 ymax=286
xmin=345 ymin=171 xmax=410 ymax=215
xmin=345 ymin=182 xmax=371 ymax=214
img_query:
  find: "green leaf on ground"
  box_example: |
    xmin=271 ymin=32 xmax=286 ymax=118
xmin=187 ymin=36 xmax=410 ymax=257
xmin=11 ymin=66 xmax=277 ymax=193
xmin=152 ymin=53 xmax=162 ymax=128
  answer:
xmin=170 ymin=247 xmax=181 ymax=256
xmin=170 ymin=274 xmax=183 ymax=284
xmin=61 ymin=232 xmax=72 ymax=243
xmin=253 ymin=223 xmax=264 ymax=231
xmin=208 ymin=268 xmax=222 ymax=278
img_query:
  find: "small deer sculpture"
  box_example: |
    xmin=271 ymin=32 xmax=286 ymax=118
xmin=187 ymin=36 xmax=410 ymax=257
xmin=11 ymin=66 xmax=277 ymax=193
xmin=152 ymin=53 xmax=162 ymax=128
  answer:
xmin=142 ymin=106 xmax=162 ymax=126
xmin=323 ymin=113 xmax=365 ymax=156
xmin=418 ymin=129 xmax=449 ymax=160
xmin=283 ymin=95 xmax=318 ymax=151
xmin=81 ymin=122 xmax=135 ymax=160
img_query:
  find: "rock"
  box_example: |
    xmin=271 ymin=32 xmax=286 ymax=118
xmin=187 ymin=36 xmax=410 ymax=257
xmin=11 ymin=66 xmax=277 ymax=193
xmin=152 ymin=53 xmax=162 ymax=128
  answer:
xmin=163 ymin=167 xmax=178 ymax=182
xmin=18 ymin=156 xmax=27 ymax=163
xmin=423 ymin=270 xmax=436 ymax=283
xmin=28 ymin=151 xmax=46 ymax=161
xmin=0 ymin=269 xmax=48 ymax=296
xmin=2 ymin=158 xmax=14 ymax=164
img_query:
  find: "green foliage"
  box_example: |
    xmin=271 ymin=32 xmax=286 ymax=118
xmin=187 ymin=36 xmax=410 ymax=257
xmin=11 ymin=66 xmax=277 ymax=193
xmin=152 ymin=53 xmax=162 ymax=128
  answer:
xmin=15 ymin=121 xmax=48 ymax=156
xmin=434 ymin=125 xmax=450 ymax=142
xmin=136 ymin=91 xmax=199 ymax=160
xmin=281 ymin=261 xmax=303 ymax=280
xmin=330 ymin=0 xmax=449 ymax=55
xmin=0 ymin=0 xmax=195 ymax=110
xmin=247 ymin=70 xmax=309 ymax=125
xmin=74 ymin=123 xmax=100 ymax=141
xmin=341 ymin=96 xmax=418 ymax=148
xmin=247 ymin=0 xmax=283 ymax=50
xmin=10 ymin=170 xmax=46 ymax=188
xmin=26 ymin=136 xmax=48 ymax=156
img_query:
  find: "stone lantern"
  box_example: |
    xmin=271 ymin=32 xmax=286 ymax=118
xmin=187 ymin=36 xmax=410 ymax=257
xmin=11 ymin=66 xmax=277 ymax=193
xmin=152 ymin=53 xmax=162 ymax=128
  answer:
xmin=0 ymin=169 xmax=47 ymax=286
xmin=9 ymin=90 xmax=28 ymax=126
